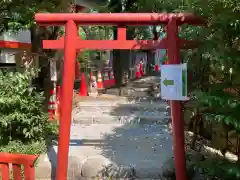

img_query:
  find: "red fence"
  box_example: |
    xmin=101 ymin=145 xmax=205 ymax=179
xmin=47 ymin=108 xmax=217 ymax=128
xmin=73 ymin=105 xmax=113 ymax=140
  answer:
xmin=0 ymin=153 xmax=37 ymax=180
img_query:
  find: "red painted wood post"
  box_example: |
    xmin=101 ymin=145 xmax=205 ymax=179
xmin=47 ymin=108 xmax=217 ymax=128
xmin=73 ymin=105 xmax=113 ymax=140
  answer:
xmin=12 ymin=164 xmax=21 ymax=180
xmin=57 ymin=85 xmax=61 ymax=116
xmin=0 ymin=164 xmax=10 ymax=180
xmin=166 ymin=19 xmax=187 ymax=180
xmin=55 ymin=20 xmax=77 ymax=180
xmin=0 ymin=152 xmax=37 ymax=180
xmin=23 ymin=163 xmax=35 ymax=180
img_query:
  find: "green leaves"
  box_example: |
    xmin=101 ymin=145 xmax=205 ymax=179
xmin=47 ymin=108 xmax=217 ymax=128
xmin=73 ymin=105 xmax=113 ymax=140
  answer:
xmin=0 ymin=140 xmax=47 ymax=155
xmin=197 ymin=159 xmax=240 ymax=179
xmin=0 ymin=0 xmax=64 ymax=33
xmin=0 ymin=70 xmax=58 ymax=148
xmin=194 ymin=88 xmax=240 ymax=129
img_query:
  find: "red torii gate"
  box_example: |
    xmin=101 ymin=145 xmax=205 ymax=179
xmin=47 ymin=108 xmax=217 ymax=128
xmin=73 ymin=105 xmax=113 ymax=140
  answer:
xmin=35 ymin=13 xmax=204 ymax=180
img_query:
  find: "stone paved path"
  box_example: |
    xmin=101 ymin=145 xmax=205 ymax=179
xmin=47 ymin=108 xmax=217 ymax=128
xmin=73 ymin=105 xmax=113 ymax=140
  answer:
xmin=36 ymin=76 xmax=174 ymax=179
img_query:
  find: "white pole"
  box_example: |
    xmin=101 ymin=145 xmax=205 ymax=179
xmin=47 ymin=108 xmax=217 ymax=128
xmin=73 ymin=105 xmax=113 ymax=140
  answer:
xmin=50 ymin=60 xmax=57 ymax=115
xmin=229 ymin=68 xmax=232 ymax=80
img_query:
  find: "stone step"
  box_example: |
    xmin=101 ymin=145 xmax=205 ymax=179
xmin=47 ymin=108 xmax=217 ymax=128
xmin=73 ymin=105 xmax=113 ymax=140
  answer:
xmin=76 ymin=101 xmax=169 ymax=109
xmin=75 ymin=105 xmax=170 ymax=115
xmin=126 ymin=82 xmax=160 ymax=88
xmin=72 ymin=113 xmax=170 ymax=125
xmin=105 ymin=89 xmax=147 ymax=97
xmin=87 ymin=94 xmax=163 ymax=103
xmin=133 ymin=76 xmax=160 ymax=82
xmin=124 ymin=96 xmax=163 ymax=101
xmin=76 ymin=106 xmax=170 ymax=113
xmin=76 ymin=109 xmax=170 ymax=117
xmin=73 ymin=98 xmax=171 ymax=125
xmin=75 ymin=108 xmax=169 ymax=116
xmin=72 ymin=117 xmax=170 ymax=125
xmin=123 ymin=90 xmax=160 ymax=98
xmin=105 ymin=88 xmax=160 ymax=97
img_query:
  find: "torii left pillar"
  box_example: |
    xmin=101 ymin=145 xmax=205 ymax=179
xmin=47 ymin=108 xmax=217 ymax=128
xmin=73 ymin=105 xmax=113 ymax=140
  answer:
xmin=56 ymin=20 xmax=77 ymax=179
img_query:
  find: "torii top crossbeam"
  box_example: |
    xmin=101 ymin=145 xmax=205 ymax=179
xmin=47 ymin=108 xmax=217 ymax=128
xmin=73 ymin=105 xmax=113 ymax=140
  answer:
xmin=35 ymin=13 xmax=204 ymax=25
xmin=35 ymin=13 xmax=204 ymax=50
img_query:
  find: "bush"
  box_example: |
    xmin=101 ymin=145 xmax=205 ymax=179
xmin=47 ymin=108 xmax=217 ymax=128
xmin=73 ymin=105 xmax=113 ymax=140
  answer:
xmin=0 ymin=70 xmax=58 ymax=154
xmin=0 ymin=140 xmax=47 ymax=155
xmin=197 ymin=159 xmax=240 ymax=179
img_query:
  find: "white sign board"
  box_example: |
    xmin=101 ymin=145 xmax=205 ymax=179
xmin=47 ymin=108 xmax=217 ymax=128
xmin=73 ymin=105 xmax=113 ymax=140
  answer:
xmin=160 ymin=63 xmax=188 ymax=101
xmin=50 ymin=60 xmax=57 ymax=81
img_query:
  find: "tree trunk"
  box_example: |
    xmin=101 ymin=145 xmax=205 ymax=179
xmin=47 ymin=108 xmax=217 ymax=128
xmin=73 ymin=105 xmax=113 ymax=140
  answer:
xmin=110 ymin=0 xmax=136 ymax=87
xmin=30 ymin=25 xmax=51 ymax=111
xmin=30 ymin=2 xmax=76 ymax=111
xmin=30 ymin=24 xmax=66 ymax=111
xmin=112 ymin=27 xmax=135 ymax=87
xmin=147 ymin=51 xmax=154 ymax=74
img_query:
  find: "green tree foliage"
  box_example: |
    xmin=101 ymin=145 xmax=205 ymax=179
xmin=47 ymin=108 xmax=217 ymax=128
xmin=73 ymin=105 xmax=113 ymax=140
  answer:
xmin=0 ymin=0 xmax=76 ymax=110
xmin=156 ymin=0 xmax=240 ymax=178
xmin=77 ymin=26 xmax=113 ymax=65
xmin=138 ymin=0 xmax=240 ymax=132
xmin=0 ymin=70 xmax=57 ymax=154
xmin=173 ymin=0 xmax=240 ymax=131
xmin=0 ymin=0 xmax=62 ymax=32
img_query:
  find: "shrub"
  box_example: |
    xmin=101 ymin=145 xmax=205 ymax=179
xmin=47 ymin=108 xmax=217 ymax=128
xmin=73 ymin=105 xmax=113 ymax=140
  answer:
xmin=197 ymin=158 xmax=240 ymax=179
xmin=0 ymin=69 xmax=57 ymax=154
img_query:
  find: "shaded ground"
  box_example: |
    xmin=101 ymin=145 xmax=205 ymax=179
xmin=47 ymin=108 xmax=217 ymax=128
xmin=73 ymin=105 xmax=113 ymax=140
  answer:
xmin=69 ymin=122 xmax=172 ymax=178
xmin=49 ymin=94 xmax=173 ymax=179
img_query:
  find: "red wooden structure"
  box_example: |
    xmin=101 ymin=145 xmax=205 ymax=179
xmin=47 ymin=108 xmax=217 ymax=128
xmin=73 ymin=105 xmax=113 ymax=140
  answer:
xmin=0 ymin=152 xmax=37 ymax=180
xmin=35 ymin=13 xmax=204 ymax=180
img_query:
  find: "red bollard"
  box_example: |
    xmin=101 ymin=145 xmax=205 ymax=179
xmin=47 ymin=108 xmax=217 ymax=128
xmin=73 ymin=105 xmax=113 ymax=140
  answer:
xmin=109 ymin=70 xmax=115 ymax=87
xmin=97 ymin=71 xmax=104 ymax=89
xmin=154 ymin=64 xmax=160 ymax=72
xmin=48 ymin=88 xmax=56 ymax=120
xmin=56 ymin=86 xmax=61 ymax=116
xmin=103 ymin=70 xmax=110 ymax=88
xmin=140 ymin=62 xmax=144 ymax=76
xmin=135 ymin=64 xmax=141 ymax=78
xmin=79 ymin=72 xmax=88 ymax=96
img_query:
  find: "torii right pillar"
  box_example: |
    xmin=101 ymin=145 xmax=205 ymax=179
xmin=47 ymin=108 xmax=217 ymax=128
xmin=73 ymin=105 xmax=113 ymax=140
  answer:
xmin=166 ymin=18 xmax=187 ymax=179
